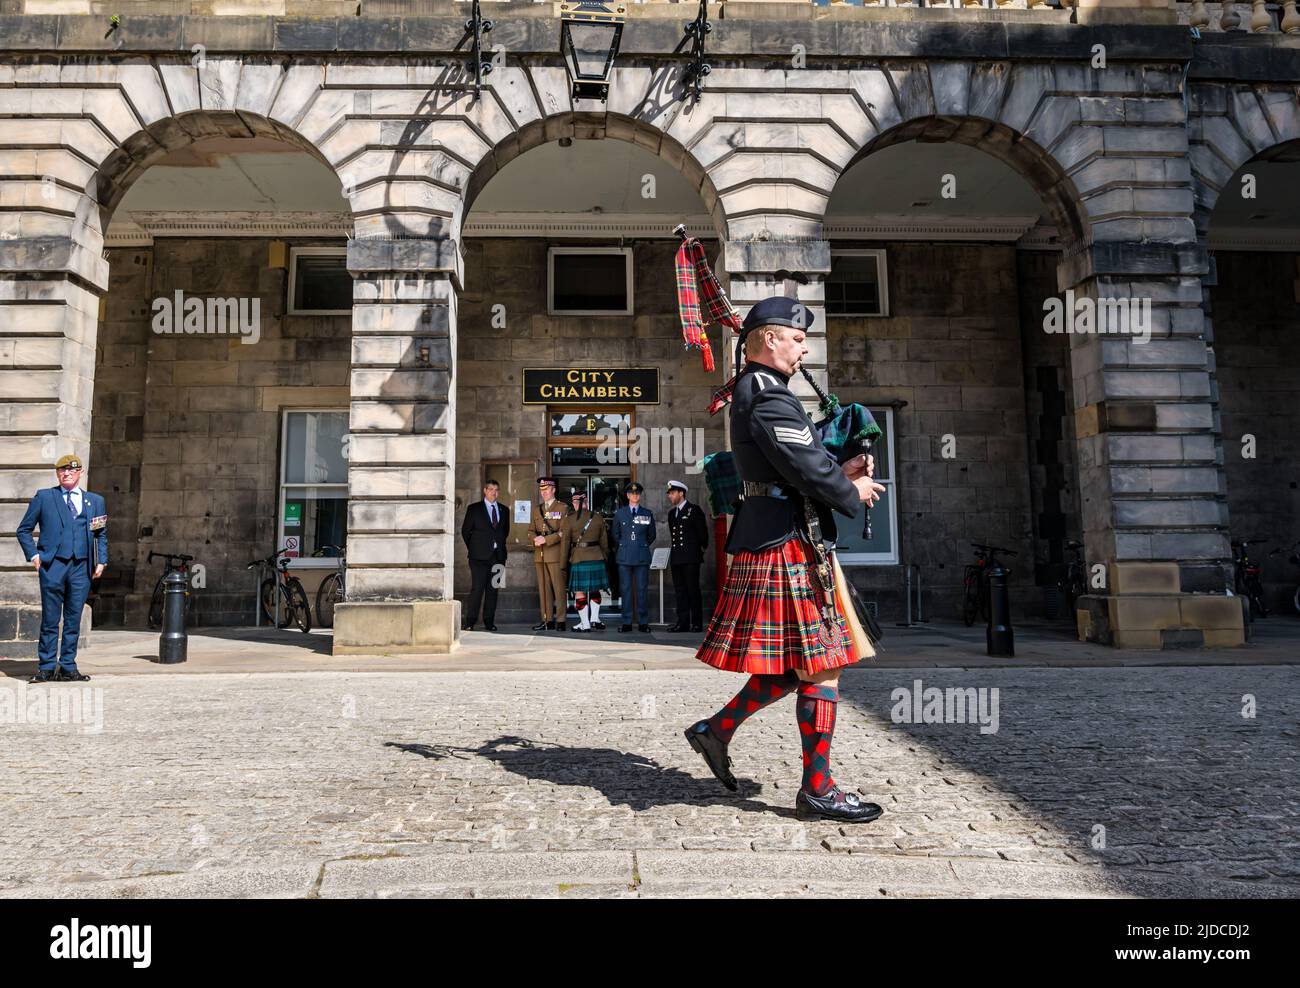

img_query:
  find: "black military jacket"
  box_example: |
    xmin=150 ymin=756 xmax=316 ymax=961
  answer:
xmin=727 ymin=361 xmax=860 ymax=553
xmin=668 ymin=499 xmax=710 ymax=565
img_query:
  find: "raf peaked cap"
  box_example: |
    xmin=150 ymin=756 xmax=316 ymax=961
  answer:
xmin=741 ymin=295 xmax=816 ymax=333
xmin=624 ymin=481 xmax=644 ymax=495
xmin=55 ymin=455 xmax=83 ymax=470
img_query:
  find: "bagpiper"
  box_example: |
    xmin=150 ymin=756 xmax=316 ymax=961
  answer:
xmin=560 ymin=487 xmax=610 ymax=632
xmin=683 ymin=296 xmax=887 ymax=823
xmin=530 ymin=476 xmax=571 ymax=631
xmin=665 ymin=479 xmax=709 ymax=632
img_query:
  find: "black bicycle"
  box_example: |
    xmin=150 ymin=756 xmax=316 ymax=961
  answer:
xmin=1270 ymin=540 xmax=1300 ymax=615
xmin=1274 ymin=543 xmax=1300 ymax=613
xmin=312 ymin=544 xmax=346 ymax=629
xmin=1060 ymin=539 xmax=1086 ymax=615
xmin=147 ymin=550 xmax=194 ymax=629
xmin=247 ymin=548 xmax=312 ymax=633
xmin=1231 ymin=538 xmax=1269 ymax=620
xmin=962 ymin=542 xmax=1018 ymax=627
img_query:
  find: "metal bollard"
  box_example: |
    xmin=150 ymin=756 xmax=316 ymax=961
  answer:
xmin=158 ymin=569 xmax=188 ymax=664
xmin=897 ymin=565 xmax=914 ymax=627
xmin=987 ymin=559 xmax=1014 ymax=657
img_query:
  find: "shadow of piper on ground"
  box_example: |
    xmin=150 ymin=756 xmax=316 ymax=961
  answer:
xmin=384 ymin=737 xmax=798 ymax=817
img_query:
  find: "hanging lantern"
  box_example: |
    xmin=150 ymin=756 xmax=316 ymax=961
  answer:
xmin=559 ymin=1 xmax=627 ymax=102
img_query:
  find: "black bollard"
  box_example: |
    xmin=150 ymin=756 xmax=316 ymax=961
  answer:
xmin=986 ymin=559 xmax=1015 ymax=657
xmin=158 ymin=569 xmax=188 ymax=664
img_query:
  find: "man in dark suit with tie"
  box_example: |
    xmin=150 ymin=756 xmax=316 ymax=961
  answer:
xmin=16 ymin=454 xmax=108 ymax=683
xmin=460 ymin=479 xmax=511 ymax=631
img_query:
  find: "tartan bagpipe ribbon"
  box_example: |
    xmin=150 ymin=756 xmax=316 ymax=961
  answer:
xmin=674 ymin=232 xmax=742 ymax=378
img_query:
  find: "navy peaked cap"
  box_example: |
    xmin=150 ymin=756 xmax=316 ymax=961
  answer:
xmin=740 ymin=295 xmax=815 ymax=333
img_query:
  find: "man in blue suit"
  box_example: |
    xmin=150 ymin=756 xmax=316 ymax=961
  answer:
xmin=16 ymin=454 xmax=107 ymax=683
xmin=611 ymin=481 xmax=656 ymax=633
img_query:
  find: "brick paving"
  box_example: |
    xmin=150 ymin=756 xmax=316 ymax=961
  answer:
xmin=1 ymin=662 xmax=1297 ymax=898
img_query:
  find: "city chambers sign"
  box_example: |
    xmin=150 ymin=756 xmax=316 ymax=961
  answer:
xmin=522 ymin=368 xmax=660 ymax=405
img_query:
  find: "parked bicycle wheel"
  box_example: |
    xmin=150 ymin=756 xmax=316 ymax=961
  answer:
xmin=316 ymin=572 xmax=342 ymax=628
xmin=260 ymin=578 xmax=293 ymax=629
xmin=962 ymin=574 xmax=980 ymax=627
xmin=148 ymin=576 xmax=166 ymax=629
xmin=286 ymin=579 xmax=313 ymax=633
xmin=1247 ymin=576 xmax=1269 ymax=619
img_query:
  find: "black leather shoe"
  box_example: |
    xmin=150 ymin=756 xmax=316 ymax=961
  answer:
xmin=554 ymin=623 xmax=565 ymax=632
xmin=683 ymin=720 xmax=737 ymax=792
xmin=531 ymin=621 xmax=548 ymax=631
xmin=56 ymin=668 xmax=91 ymax=682
xmin=546 ymin=620 xmax=557 ymax=630
xmin=28 ymin=672 xmax=56 ymax=684
xmin=795 ymin=786 xmax=883 ymax=824
xmin=638 ymin=623 xmax=650 ymax=633
xmin=572 ymin=625 xmax=590 ymax=633
xmin=666 ymin=623 xmax=689 ymax=633
xmin=461 ymin=623 xmax=474 ymax=632
xmin=485 ymin=624 xmax=498 ymax=632
xmin=619 ymin=624 xmax=632 ymax=633
xmin=591 ymin=622 xmax=606 ymax=631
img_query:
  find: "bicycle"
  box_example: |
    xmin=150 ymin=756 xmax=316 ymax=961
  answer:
xmin=147 ymin=550 xmax=194 ymax=629
xmin=1230 ymin=539 xmax=1269 ymax=620
xmin=1266 ymin=540 xmax=1300 ymax=615
xmin=962 ymin=542 xmax=1018 ymax=627
xmin=1059 ymin=539 xmax=1086 ymax=615
xmin=246 ymin=547 xmax=312 ymax=633
xmin=312 ymin=543 xmax=346 ymax=629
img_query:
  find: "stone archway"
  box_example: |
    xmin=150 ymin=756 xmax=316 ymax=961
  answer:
xmin=0 ymin=58 xmax=365 ymax=642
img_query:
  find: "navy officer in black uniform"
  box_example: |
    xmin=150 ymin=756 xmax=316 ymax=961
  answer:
xmin=665 ymin=479 xmax=709 ymax=632
xmin=683 ymin=295 xmax=887 ymax=823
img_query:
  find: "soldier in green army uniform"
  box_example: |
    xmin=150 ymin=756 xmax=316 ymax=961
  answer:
xmin=560 ymin=487 xmax=610 ymax=632
xmin=530 ymin=477 xmax=571 ymax=631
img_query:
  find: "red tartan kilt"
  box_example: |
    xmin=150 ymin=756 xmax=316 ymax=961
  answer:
xmin=696 ymin=536 xmax=860 ymax=675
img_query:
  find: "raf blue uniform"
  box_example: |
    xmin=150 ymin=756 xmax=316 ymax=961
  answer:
xmin=612 ymin=494 xmax=656 ymax=628
xmin=16 ymin=484 xmax=107 ymax=677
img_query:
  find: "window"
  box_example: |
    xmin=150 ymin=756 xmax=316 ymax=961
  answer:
xmin=833 ymin=407 xmax=899 ymax=566
xmin=288 ymin=247 xmax=352 ymax=315
xmin=548 ymin=247 xmax=633 ymax=315
xmin=280 ymin=410 xmax=348 ymax=567
xmin=825 ymin=249 xmax=888 ymax=317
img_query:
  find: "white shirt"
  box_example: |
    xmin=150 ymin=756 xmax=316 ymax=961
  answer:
xmin=60 ymin=486 xmax=83 ymax=517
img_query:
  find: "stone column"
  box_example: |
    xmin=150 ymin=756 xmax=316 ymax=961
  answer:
xmin=331 ymin=237 xmax=462 ymax=655
xmin=0 ymin=230 xmax=108 ymax=650
xmin=721 ymin=240 xmax=834 ymax=416
xmin=1057 ymin=243 xmax=1243 ymax=648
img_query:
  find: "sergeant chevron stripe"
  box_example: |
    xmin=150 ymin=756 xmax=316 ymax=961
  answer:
xmin=773 ymin=425 xmax=813 ymax=446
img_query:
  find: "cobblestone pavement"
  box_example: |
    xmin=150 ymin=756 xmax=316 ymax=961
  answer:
xmin=1 ymin=665 xmax=1297 ymax=898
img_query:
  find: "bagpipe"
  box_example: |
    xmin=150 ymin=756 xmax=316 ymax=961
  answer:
xmin=674 ymin=226 xmax=883 ymax=651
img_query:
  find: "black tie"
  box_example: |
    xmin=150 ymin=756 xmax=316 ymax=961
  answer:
xmin=489 ymin=503 xmax=497 ymax=526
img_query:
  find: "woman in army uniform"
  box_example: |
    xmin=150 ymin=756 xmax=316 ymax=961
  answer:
xmin=560 ymin=488 xmax=610 ymax=632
